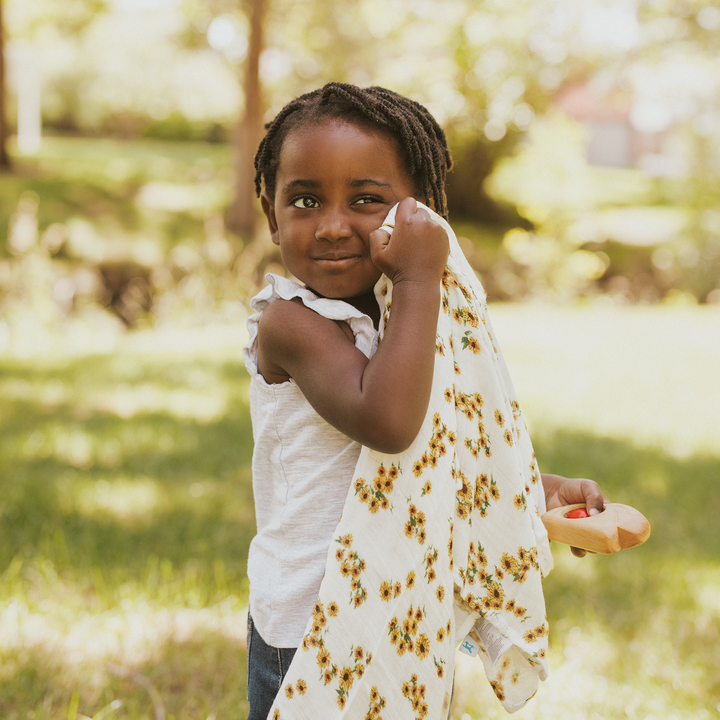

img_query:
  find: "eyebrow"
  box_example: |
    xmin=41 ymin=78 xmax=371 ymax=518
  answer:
xmin=349 ymin=178 xmax=393 ymax=189
xmin=280 ymin=177 xmax=393 ymax=194
xmin=281 ymin=179 xmax=320 ymax=194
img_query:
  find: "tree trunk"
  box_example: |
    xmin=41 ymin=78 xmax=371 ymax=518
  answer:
xmin=0 ymin=0 xmax=11 ymax=169
xmin=229 ymin=0 xmax=265 ymax=237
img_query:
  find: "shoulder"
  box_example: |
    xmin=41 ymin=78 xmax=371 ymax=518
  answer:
xmin=259 ymin=297 xmax=339 ymax=339
xmin=260 ymin=298 xmax=356 ymax=349
xmin=257 ymin=299 xmax=356 ymax=383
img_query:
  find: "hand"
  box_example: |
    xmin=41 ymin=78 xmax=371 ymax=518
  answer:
xmin=542 ymin=473 xmax=610 ymax=557
xmin=369 ymin=197 xmax=449 ymax=286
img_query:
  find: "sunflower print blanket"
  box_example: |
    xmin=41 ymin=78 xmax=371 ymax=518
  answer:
xmin=268 ymin=203 xmax=554 ymax=718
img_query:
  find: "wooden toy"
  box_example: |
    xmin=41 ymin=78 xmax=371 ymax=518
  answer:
xmin=541 ymin=502 xmax=651 ymax=555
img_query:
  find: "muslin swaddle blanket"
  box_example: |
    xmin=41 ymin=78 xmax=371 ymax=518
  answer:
xmin=267 ymin=203 xmax=554 ymax=718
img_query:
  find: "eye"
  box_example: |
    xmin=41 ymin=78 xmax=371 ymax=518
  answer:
xmin=354 ymin=196 xmax=380 ymax=206
xmin=291 ymin=196 xmax=319 ymax=209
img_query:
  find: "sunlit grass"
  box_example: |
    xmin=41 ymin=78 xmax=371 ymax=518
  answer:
xmin=1 ymin=306 xmax=719 ymax=718
xmin=446 ymin=302 xmax=720 ymax=719
xmin=490 ymin=302 xmax=720 ymax=458
xmin=9 ymin=136 xmax=232 ymax=188
xmin=0 ymin=327 xmax=252 ymax=719
xmin=451 ymin=544 xmax=720 ymax=719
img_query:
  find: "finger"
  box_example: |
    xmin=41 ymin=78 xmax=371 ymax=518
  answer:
xmin=589 ymin=494 xmax=612 ymax=517
xmin=409 ymin=199 xmax=437 ymax=224
xmin=569 ymin=478 xmax=605 ymax=516
xmin=369 ymin=226 xmax=391 ymax=248
xmin=395 ymin=196 xmax=419 ymax=223
xmin=583 ymin=483 xmax=606 ymax=516
xmin=370 ymin=225 xmax=392 ymax=240
xmin=415 ymin=204 xmax=432 ymax=221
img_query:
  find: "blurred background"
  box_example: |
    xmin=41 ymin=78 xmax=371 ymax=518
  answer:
xmin=0 ymin=0 xmax=718 ymax=718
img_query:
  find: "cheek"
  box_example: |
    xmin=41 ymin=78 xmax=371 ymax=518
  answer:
xmin=279 ymin=242 xmax=303 ymax=267
xmin=276 ymin=219 xmax=310 ymax=252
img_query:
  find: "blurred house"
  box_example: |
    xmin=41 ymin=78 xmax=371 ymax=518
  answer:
xmin=555 ymin=83 xmax=683 ymax=177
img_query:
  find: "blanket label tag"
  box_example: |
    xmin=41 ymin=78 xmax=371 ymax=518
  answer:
xmin=474 ymin=616 xmax=513 ymax=667
xmin=458 ymin=634 xmax=480 ymax=658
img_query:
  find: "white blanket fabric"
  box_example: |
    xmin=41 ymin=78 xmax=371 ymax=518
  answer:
xmin=268 ymin=203 xmax=554 ymax=718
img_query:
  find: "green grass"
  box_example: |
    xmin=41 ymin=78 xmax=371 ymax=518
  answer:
xmin=0 ymin=329 xmax=252 ymax=719
xmin=1 ymin=305 xmax=719 ymax=719
xmin=454 ymin=303 xmax=720 ymax=720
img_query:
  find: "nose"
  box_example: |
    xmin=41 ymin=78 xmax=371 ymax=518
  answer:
xmin=315 ymin=207 xmax=352 ymax=243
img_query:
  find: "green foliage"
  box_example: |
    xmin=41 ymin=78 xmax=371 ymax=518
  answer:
xmin=5 ymin=0 xmax=720 ymax=306
xmin=145 ymin=113 xmax=229 ymax=143
xmin=662 ymin=137 xmax=720 ymax=303
xmin=481 ymin=114 xmax=720 ymax=303
xmin=7 ymin=2 xmax=240 ymax=137
xmin=6 ymin=0 xmax=109 ymax=38
xmin=0 ymin=137 xmax=267 ymax=336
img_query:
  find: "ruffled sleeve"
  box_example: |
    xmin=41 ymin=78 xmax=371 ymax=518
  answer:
xmin=243 ymin=273 xmax=379 ymax=378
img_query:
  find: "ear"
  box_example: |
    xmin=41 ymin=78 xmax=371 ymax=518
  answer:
xmin=260 ymin=192 xmax=280 ymax=246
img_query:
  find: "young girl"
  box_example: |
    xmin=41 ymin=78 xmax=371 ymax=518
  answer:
xmin=242 ymin=82 xmax=605 ymax=720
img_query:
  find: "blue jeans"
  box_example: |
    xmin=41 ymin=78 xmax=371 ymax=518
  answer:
xmin=246 ymin=613 xmax=297 ymax=720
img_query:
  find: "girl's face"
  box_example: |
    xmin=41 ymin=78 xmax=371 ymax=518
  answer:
xmin=261 ymin=119 xmax=418 ymax=306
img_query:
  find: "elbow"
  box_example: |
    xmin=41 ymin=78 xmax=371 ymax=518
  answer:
xmin=367 ymin=435 xmax=413 ymax=455
xmin=362 ymin=413 xmax=424 ymax=455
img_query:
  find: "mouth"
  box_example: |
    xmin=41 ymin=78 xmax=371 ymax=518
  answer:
xmin=314 ymin=252 xmax=361 ymax=261
xmin=313 ymin=254 xmax=362 ymax=268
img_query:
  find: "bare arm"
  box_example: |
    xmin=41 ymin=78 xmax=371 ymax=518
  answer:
xmin=258 ymin=199 xmax=448 ymax=453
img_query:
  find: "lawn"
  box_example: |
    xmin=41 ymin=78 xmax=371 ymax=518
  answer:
xmin=1 ymin=304 xmax=718 ymax=720
xmin=0 ymin=327 xmax=252 ymax=720
xmin=455 ymin=303 xmax=720 ymax=720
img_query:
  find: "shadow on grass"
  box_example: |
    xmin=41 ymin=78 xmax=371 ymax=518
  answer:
xmin=2 ymin=350 xmax=719 ymax=710
xmin=0 ymin=635 xmax=248 ymax=720
xmin=535 ymin=428 xmax=720 ymax=562
xmin=2 ymin=356 xmax=717 ymax=592
xmin=536 ymin=429 xmax=720 ymax=701
xmin=0 ymin=356 xmax=255 ymax=597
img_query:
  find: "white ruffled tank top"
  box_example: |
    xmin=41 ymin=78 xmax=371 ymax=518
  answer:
xmin=243 ymin=273 xmax=379 ymax=648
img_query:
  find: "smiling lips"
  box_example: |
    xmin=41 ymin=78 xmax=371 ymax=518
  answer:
xmin=313 ymin=253 xmax=362 ymax=268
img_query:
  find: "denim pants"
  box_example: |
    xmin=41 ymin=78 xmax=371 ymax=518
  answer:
xmin=246 ymin=614 xmax=297 ymax=720
xmin=246 ymin=613 xmax=453 ymax=719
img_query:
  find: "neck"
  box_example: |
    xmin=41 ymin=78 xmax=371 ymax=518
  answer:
xmin=306 ymin=286 xmax=381 ymax=329
xmin=345 ymin=291 xmax=381 ymax=329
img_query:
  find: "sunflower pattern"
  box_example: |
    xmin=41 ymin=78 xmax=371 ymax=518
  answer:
xmin=353 ymin=462 xmax=401 ymax=513
xmin=401 ymin=674 xmax=430 ymax=719
xmin=268 ymin=204 xmax=554 ymax=719
xmin=366 ymin=687 xmax=386 ymax=719
xmin=335 ymin=535 xmax=368 ymax=608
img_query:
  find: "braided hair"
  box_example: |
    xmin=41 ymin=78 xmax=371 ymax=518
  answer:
xmin=254 ymin=82 xmax=453 ymax=219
